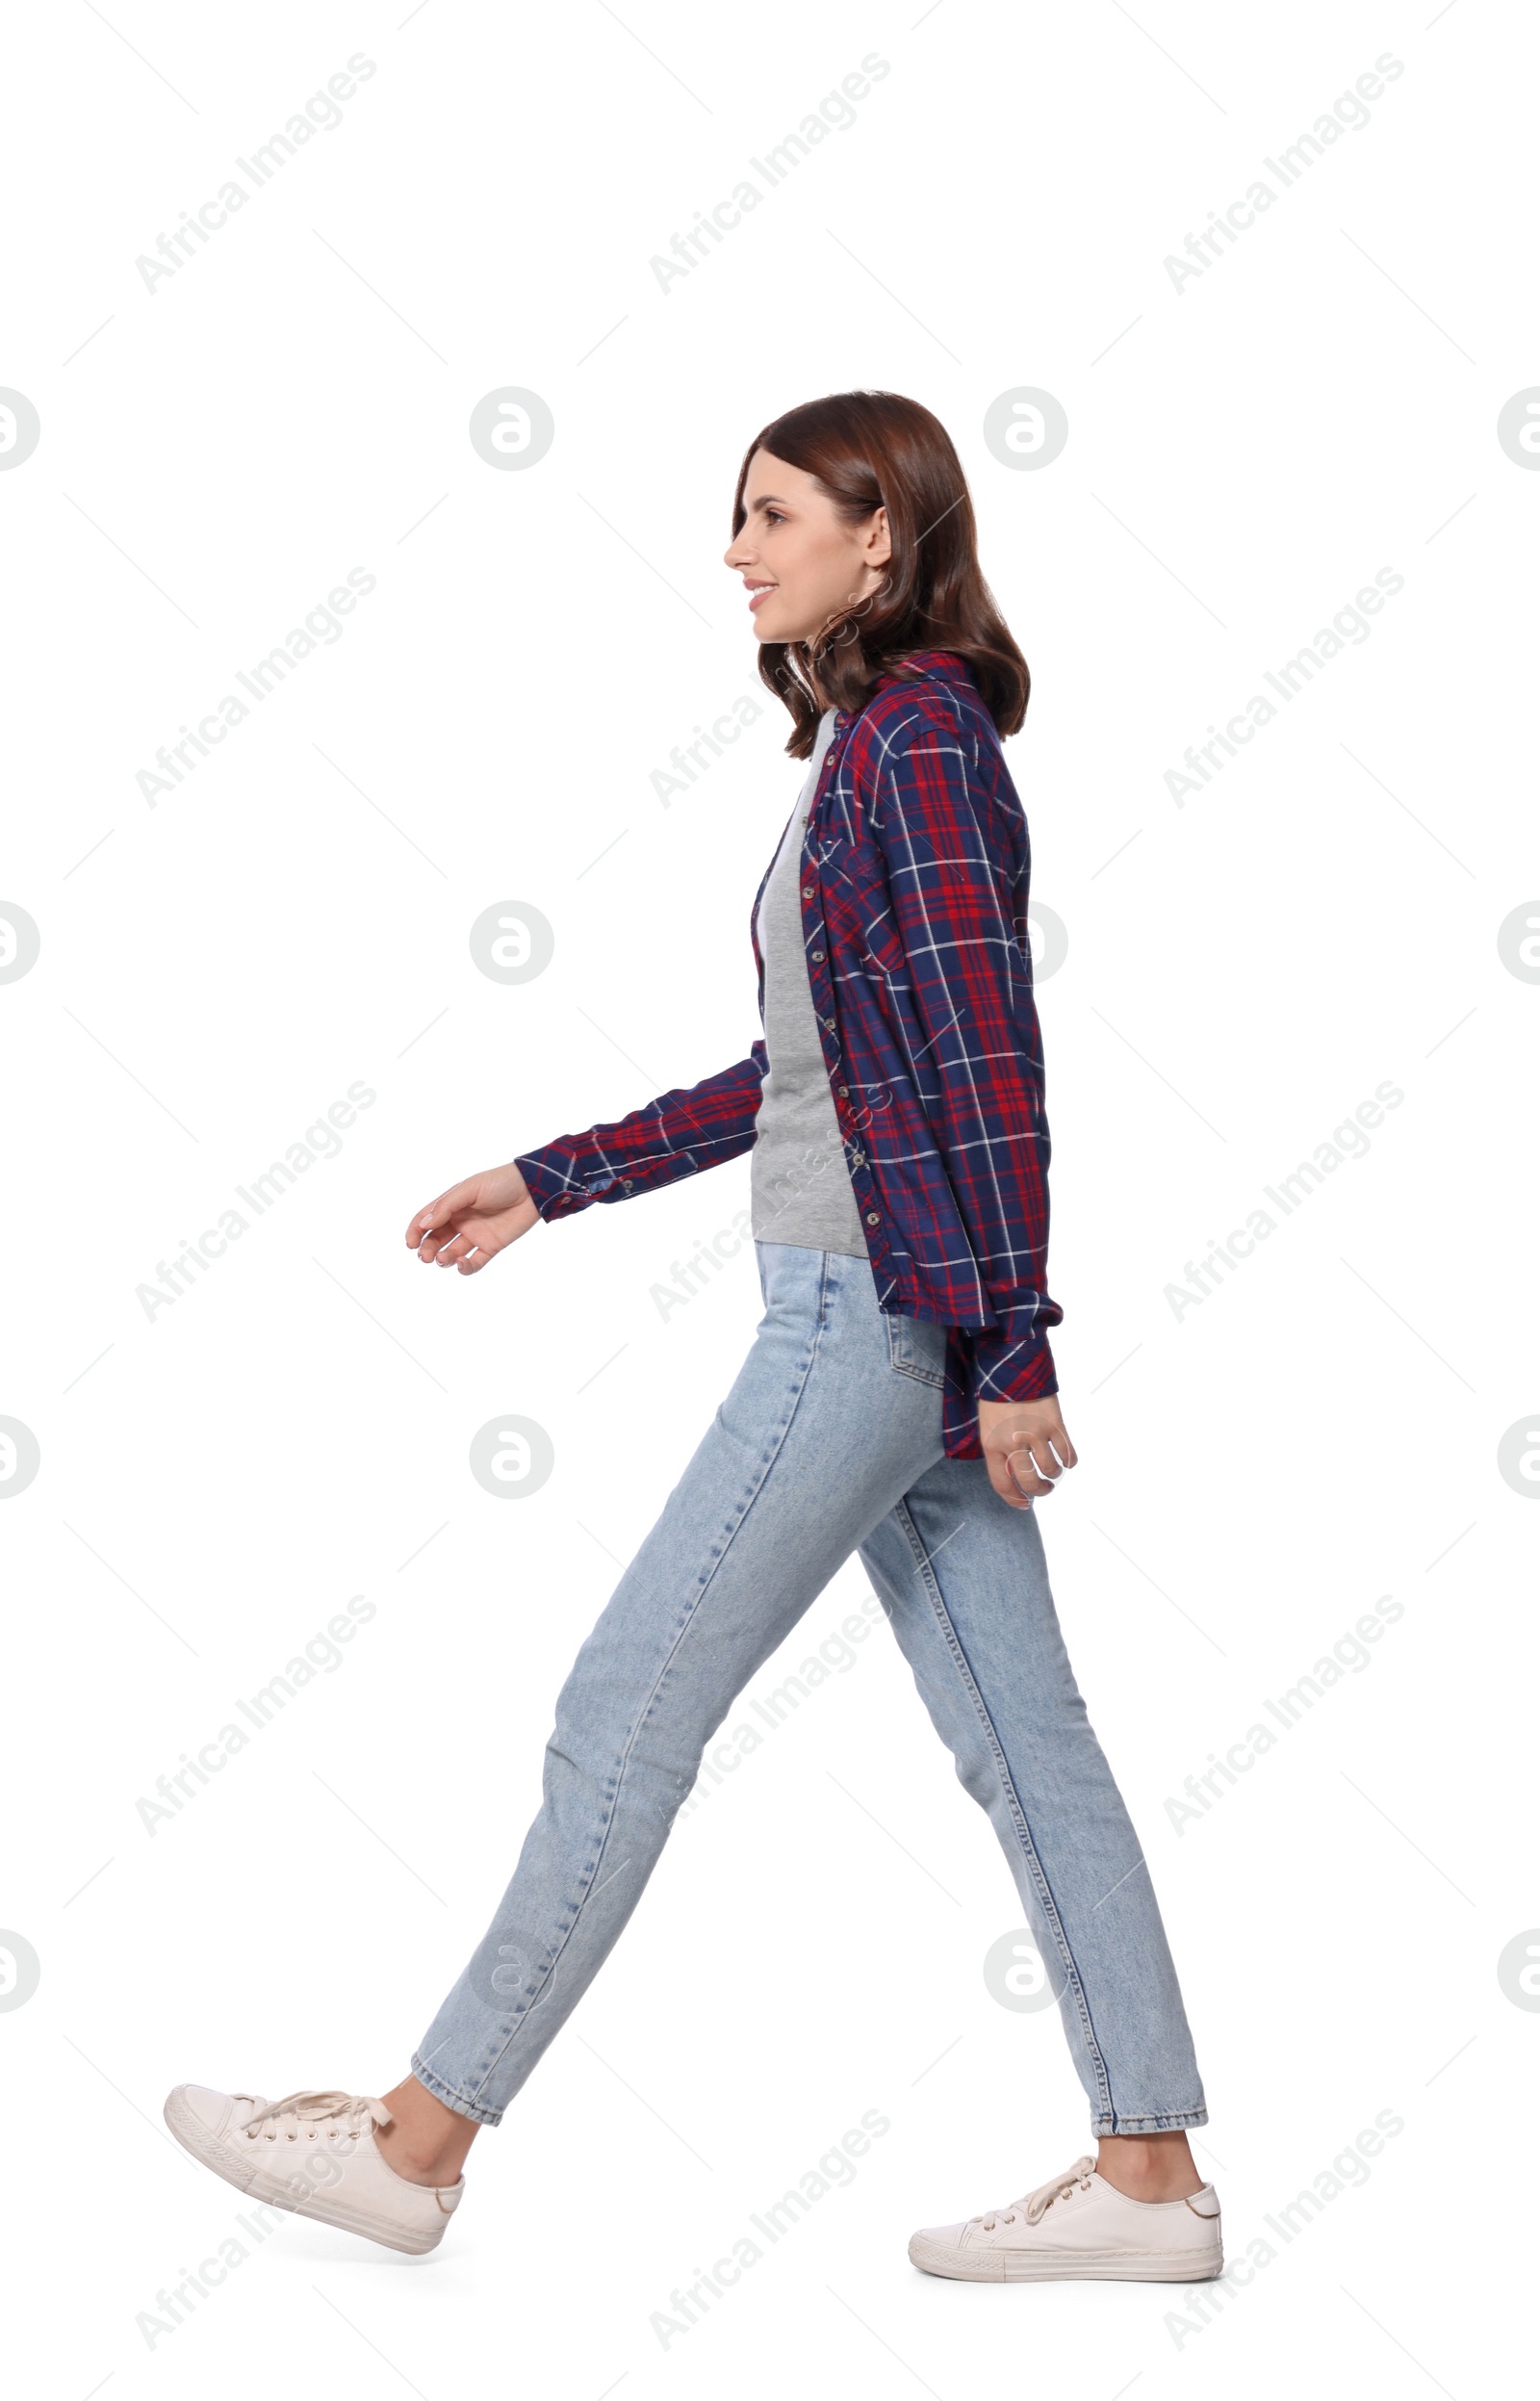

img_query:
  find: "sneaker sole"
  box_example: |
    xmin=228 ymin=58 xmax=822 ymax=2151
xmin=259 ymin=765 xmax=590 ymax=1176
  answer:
xmin=163 ymin=2090 xmax=449 ymax=2257
xmin=908 ymin=2232 xmax=1223 ymax=2284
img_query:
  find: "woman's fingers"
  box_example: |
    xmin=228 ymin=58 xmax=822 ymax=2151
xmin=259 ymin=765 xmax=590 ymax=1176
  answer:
xmin=977 ymin=1399 xmax=1080 ymax=1511
xmin=436 ymin=1220 xmax=508 ymax=1271
xmin=1006 ymin=1445 xmax=1056 ymax=1499
xmin=406 ymin=1200 xmax=448 ymax=1248
xmin=406 ymin=1178 xmax=479 ymax=1247
xmin=1025 ymin=1432 xmax=1070 ymax=1484
xmin=406 ymin=1183 xmax=538 ymax=1275
xmin=983 ymin=1446 xmax=1037 ymax=1509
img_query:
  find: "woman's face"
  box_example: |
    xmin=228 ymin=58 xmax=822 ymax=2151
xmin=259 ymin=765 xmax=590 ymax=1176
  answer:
xmin=724 ymin=449 xmax=890 ymax=647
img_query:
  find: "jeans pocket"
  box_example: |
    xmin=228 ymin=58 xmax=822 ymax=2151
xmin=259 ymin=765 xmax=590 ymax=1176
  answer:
xmin=885 ymin=1310 xmax=949 ymax=1389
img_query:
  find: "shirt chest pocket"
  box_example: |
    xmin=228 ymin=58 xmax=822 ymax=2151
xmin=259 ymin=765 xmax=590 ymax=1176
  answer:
xmin=820 ymin=850 xmax=906 ymax=983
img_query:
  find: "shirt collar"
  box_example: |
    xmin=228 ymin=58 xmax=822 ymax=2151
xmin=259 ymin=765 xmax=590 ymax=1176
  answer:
xmin=870 ymin=648 xmax=976 ymax=697
xmin=830 ymin=652 xmax=977 ymax=732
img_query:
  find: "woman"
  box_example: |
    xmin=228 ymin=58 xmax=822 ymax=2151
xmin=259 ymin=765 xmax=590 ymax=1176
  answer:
xmin=166 ymin=392 xmax=1221 ymax=2285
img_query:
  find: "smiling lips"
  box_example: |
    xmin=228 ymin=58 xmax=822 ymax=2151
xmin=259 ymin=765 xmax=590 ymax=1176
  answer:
xmin=744 ymin=581 xmax=777 ymax=611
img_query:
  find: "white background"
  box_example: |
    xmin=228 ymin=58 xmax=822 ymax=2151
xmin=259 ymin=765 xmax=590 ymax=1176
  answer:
xmin=1 ymin=1 xmax=1532 ymax=2392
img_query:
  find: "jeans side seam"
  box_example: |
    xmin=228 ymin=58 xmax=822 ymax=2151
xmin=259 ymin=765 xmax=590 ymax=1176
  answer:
xmin=463 ymin=1256 xmax=835 ymax=2107
xmin=890 ymin=1496 xmax=1116 ymax=2126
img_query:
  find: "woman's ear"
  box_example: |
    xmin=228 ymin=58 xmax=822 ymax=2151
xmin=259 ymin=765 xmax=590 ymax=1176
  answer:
xmin=864 ymin=504 xmax=892 ymax=572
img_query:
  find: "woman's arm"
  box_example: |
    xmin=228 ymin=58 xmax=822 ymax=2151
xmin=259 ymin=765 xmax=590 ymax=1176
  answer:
xmin=514 ymin=1041 xmax=768 ymax=1218
xmin=871 ymin=715 xmax=1063 ymax=1407
xmin=405 ymin=1043 xmax=769 ymax=1274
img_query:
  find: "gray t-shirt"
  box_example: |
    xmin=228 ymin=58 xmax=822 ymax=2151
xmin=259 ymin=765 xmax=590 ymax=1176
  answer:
xmin=749 ymin=710 xmax=869 ymax=1256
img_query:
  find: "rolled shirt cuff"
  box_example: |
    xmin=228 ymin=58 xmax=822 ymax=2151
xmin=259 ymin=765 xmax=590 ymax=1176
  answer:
xmin=966 ymin=1325 xmax=1060 ymax=1405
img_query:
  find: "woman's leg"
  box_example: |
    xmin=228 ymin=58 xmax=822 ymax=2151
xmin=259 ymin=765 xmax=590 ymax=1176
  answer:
xmin=404 ymin=1243 xmax=948 ymax=2135
xmin=858 ymin=1449 xmax=1207 ymax=2148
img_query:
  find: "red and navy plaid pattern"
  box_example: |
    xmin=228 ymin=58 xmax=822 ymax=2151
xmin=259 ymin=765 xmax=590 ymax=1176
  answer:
xmin=516 ymin=651 xmax=1062 ymax=1457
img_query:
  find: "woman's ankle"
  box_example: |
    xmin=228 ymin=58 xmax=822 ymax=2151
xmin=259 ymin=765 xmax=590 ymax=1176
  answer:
xmin=1095 ymin=2130 xmax=1201 ymax=2202
xmin=376 ymin=2074 xmax=481 ymax=2186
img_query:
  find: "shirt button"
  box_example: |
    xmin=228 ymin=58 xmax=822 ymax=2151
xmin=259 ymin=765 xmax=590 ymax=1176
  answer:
xmin=811 ymin=948 xmax=824 ymax=962
xmin=837 ymin=1084 xmax=849 ymax=1097
xmin=865 ymin=1211 xmax=881 ymax=1226
xmin=802 ymin=885 xmax=814 ymax=899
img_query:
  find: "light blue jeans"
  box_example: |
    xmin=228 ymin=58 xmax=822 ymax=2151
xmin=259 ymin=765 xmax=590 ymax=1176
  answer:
xmin=414 ymin=1242 xmax=1206 ymax=2135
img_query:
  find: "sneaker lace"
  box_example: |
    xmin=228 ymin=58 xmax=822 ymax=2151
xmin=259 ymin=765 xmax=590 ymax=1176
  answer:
xmin=241 ymin=2089 xmax=390 ymax=2145
xmin=973 ymin=2155 xmax=1095 ymax=2232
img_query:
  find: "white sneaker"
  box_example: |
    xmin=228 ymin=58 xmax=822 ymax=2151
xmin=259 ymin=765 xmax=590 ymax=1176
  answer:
xmin=164 ymin=2085 xmax=465 ymax=2257
xmin=909 ymin=2154 xmax=1222 ymax=2283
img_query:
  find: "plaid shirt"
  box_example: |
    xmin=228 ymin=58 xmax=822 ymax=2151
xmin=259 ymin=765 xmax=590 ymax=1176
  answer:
xmin=516 ymin=649 xmax=1062 ymax=1458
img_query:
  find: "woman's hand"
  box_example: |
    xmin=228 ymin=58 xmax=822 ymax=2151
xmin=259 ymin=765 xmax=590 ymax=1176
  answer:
xmin=405 ymin=1162 xmax=540 ymax=1274
xmin=977 ymin=1396 xmax=1078 ymax=1510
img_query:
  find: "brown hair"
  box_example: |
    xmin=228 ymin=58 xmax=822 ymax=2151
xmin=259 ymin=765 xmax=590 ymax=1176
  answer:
xmin=731 ymin=390 xmax=1029 ymax=760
